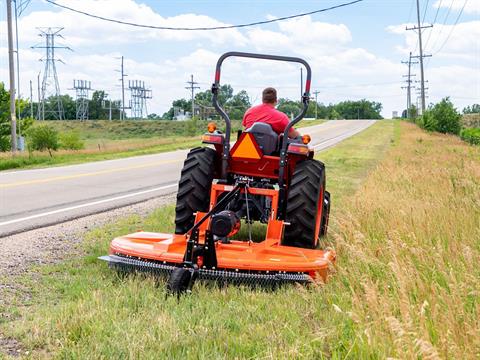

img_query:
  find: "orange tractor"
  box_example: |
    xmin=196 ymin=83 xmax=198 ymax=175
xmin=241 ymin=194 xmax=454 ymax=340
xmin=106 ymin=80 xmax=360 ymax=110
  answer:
xmin=100 ymin=52 xmax=335 ymax=294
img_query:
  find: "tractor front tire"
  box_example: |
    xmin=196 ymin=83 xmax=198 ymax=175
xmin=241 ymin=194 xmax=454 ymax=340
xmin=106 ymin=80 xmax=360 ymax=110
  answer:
xmin=282 ymin=159 xmax=326 ymax=249
xmin=175 ymin=147 xmax=217 ymax=234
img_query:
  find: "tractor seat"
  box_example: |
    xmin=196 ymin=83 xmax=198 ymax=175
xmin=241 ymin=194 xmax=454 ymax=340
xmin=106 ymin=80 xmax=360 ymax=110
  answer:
xmin=245 ymin=122 xmax=279 ymax=155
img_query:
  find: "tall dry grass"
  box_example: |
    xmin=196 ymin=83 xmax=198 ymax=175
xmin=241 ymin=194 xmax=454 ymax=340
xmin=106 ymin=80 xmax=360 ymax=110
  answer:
xmin=331 ymin=122 xmax=479 ymax=358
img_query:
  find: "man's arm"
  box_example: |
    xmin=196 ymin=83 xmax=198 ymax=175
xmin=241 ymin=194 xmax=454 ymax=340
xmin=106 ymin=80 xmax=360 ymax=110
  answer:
xmin=288 ymin=127 xmax=301 ymax=139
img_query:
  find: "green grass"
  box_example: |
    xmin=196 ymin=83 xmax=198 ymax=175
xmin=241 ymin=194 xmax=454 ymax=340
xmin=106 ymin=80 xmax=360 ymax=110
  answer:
xmin=0 ymin=121 xmax=400 ymax=359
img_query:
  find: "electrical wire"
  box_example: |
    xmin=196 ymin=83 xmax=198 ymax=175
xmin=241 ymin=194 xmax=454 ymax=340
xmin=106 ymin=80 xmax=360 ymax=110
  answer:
xmin=45 ymin=0 xmax=364 ymax=31
xmin=424 ymin=0 xmax=443 ymax=49
xmin=426 ymin=0 xmax=455 ymax=53
xmin=422 ymin=0 xmax=431 ymax=23
xmin=432 ymin=0 xmax=468 ymax=55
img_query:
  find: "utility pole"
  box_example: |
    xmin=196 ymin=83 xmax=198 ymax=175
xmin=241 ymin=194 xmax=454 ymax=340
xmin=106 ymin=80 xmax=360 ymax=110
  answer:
xmin=185 ymin=74 xmax=200 ymax=119
xmin=313 ymin=90 xmax=320 ymax=119
xmin=7 ymin=0 xmax=17 ymax=153
xmin=401 ymin=52 xmax=418 ymax=118
xmin=14 ymin=0 xmax=21 ymax=124
xmin=120 ymin=56 xmax=126 ymax=120
xmin=30 ymin=80 xmax=33 ymax=118
xmin=36 ymin=72 xmax=41 ymax=120
xmin=407 ymin=0 xmax=432 ymax=115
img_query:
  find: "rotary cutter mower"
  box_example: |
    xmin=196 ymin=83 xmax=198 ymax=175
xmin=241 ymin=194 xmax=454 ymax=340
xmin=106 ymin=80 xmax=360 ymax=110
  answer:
xmin=99 ymin=52 xmax=336 ymax=294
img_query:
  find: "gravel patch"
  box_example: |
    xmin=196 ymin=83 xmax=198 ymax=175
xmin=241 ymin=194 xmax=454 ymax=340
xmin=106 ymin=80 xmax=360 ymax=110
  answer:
xmin=0 ymin=194 xmax=176 ymax=277
xmin=0 ymin=194 xmax=176 ymax=356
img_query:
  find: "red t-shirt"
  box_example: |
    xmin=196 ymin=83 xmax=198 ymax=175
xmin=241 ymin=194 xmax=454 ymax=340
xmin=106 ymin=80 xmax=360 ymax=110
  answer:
xmin=242 ymin=104 xmax=290 ymax=134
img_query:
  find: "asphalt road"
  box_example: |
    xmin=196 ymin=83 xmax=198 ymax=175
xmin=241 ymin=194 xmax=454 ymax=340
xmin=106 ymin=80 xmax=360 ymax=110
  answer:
xmin=0 ymin=120 xmax=375 ymax=236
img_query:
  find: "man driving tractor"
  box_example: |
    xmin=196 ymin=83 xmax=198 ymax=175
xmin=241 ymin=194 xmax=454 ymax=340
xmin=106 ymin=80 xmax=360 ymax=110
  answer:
xmin=242 ymin=87 xmax=301 ymax=138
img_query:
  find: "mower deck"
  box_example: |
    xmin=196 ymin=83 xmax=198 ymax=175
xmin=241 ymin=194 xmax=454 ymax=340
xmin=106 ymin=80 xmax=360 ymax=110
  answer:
xmin=100 ymin=231 xmax=336 ymax=284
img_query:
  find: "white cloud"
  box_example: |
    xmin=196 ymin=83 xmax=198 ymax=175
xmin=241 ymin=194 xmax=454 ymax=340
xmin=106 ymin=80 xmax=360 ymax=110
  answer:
xmin=387 ymin=21 xmax=480 ymax=60
xmin=247 ymin=15 xmax=351 ymax=55
xmin=433 ymin=0 xmax=480 ymax=14
xmin=12 ymin=0 xmax=247 ymax=47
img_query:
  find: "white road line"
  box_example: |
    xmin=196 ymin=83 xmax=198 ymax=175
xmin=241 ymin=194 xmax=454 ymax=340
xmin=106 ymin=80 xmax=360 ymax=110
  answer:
xmin=0 ymin=183 xmax=177 ymax=227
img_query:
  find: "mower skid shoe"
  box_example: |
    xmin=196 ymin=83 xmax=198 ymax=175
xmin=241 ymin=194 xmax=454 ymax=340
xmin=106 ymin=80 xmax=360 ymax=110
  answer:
xmin=99 ymin=255 xmax=313 ymax=289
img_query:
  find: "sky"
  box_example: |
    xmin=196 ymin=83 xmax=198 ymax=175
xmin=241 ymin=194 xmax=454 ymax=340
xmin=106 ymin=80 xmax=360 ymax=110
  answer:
xmin=0 ymin=0 xmax=479 ymax=118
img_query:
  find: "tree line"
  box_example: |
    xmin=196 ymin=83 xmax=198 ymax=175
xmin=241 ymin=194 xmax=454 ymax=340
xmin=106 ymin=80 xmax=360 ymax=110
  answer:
xmin=14 ymin=90 xmax=124 ymax=121
xmin=162 ymin=84 xmax=384 ymax=121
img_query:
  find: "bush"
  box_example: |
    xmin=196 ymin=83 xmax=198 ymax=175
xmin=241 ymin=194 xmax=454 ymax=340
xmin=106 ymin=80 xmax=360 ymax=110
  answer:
xmin=0 ymin=136 xmax=10 ymax=152
xmin=27 ymin=124 xmax=59 ymax=157
xmin=460 ymin=128 xmax=480 ymax=145
xmin=416 ymin=97 xmax=462 ymax=135
xmin=430 ymin=97 xmax=461 ymax=135
xmin=60 ymin=131 xmax=85 ymax=150
xmin=417 ymin=110 xmax=437 ymax=131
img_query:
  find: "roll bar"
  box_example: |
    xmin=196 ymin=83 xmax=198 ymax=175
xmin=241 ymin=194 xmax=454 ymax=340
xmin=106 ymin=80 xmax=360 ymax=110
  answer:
xmin=211 ymin=51 xmax=312 ymax=179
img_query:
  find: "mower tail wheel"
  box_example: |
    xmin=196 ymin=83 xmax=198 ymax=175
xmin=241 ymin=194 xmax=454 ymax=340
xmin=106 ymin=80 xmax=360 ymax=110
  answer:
xmin=320 ymin=191 xmax=330 ymax=237
xmin=282 ymin=159 xmax=326 ymax=249
xmin=175 ymin=147 xmax=217 ymax=234
xmin=167 ymin=267 xmax=192 ymax=296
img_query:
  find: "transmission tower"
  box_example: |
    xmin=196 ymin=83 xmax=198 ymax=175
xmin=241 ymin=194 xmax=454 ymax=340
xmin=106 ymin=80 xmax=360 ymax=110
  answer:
xmin=401 ymin=52 xmax=418 ymax=119
xmin=73 ymin=80 xmax=91 ymax=121
xmin=32 ymin=27 xmax=71 ymax=120
xmin=128 ymin=80 xmax=152 ymax=120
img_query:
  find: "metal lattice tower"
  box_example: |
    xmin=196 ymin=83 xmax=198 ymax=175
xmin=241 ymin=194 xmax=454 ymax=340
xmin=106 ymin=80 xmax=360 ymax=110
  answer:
xmin=32 ymin=27 xmax=71 ymax=120
xmin=128 ymin=80 xmax=152 ymax=120
xmin=73 ymin=80 xmax=91 ymax=121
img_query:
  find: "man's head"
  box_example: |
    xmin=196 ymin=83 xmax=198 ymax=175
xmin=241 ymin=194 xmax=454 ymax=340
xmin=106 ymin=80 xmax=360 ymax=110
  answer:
xmin=262 ymin=87 xmax=277 ymax=105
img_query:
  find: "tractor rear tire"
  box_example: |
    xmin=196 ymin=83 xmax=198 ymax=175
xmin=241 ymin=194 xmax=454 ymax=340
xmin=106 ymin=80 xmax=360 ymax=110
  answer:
xmin=175 ymin=147 xmax=217 ymax=234
xmin=282 ymin=159 xmax=326 ymax=249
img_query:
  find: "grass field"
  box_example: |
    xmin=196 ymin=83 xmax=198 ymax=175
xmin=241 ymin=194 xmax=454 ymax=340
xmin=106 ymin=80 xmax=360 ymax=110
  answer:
xmin=0 ymin=119 xmax=325 ymax=171
xmin=3 ymin=120 xmax=478 ymax=359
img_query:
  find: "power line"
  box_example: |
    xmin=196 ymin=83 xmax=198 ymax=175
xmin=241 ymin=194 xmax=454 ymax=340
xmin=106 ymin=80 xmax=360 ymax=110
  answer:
xmin=44 ymin=0 xmax=364 ymax=31
xmin=424 ymin=0 xmax=443 ymax=49
xmin=422 ymin=0 xmax=431 ymax=23
xmin=426 ymin=0 xmax=455 ymax=53
xmin=432 ymin=0 xmax=468 ymax=55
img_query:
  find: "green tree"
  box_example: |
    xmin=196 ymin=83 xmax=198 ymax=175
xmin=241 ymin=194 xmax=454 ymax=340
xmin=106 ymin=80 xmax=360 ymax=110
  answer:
xmin=162 ymin=98 xmax=191 ymax=120
xmin=147 ymin=113 xmax=161 ymax=120
xmin=277 ymin=98 xmax=300 ymax=120
xmin=463 ymin=104 xmax=480 ymax=114
xmin=329 ymin=109 xmax=341 ymax=120
xmin=334 ymin=99 xmax=383 ymax=119
xmin=89 ymin=90 xmax=107 ymax=120
xmin=27 ymin=124 xmax=59 ymax=156
xmin=225 ymin=90 xmax=251 ymax=120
